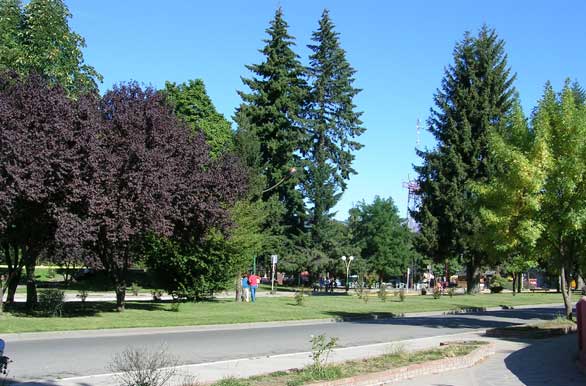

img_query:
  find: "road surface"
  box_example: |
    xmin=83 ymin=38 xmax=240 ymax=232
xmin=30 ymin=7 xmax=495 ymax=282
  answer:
xmin=4 ymin=305 xmax=562 ymax=382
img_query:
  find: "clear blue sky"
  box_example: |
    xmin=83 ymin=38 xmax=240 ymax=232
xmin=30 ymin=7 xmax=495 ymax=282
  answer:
xmin=67 ymin=0 xmax=586 ymax=221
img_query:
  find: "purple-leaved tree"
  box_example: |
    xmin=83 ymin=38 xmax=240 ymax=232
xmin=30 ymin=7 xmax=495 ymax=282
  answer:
xmin=90 ymin=83 xmax=246 ymax=311
xmin=0 ymin=73 xmax=99 ymax=308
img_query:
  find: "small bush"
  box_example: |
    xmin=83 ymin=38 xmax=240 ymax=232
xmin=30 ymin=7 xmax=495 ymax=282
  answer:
xmin=490 ymin=275 xmax=507 ymax=293
xmin=170 ymin=301 xmax=181 ymax=312
xmin=294 ymin=289 xmax=305 ymax=306
xmin=39 ymin=288 xmax=65 ymax=317
xmin=399 ymin=289 xmax=406 ymax=302
xmin=109 ymin=346 xmax=178 ymax=386
xmin=152 ymin=289 xmax=163 ymax=301
xmin=377 ymin=285 xmax=388 ymax=302
xmin=432 ymin=286 xmax=441 ymax=299
xmin=447 ymin=287 xmax=455 ymax=298
xmin=46 ymin=268 xmax=56 ymax=279
xmin=77 ymin=289 xmax=89 ymax=303
xmin=309 ymin=334 xmax=338 ymax=373
xmin=130 ymin=282 xmax=140 ymax=296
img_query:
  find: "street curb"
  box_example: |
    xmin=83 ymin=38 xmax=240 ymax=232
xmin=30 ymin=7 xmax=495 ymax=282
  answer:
xmin=303 ymin=342 xmax=496 ymax=386
xmin=1 ymin=303 xmax=563 ymax=342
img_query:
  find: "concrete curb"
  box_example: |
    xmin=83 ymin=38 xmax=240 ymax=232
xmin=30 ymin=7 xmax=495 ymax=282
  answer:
xmin=1 ymin=303 xmax=564 ymax=342
xmin=304 ymin=342 xmax=496 ymax=386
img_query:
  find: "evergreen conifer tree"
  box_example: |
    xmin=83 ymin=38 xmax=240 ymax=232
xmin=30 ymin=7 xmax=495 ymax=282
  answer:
xmin=234 ymin=7 xmax=308 ymax=230
xmin=304 ymin=9 xmax=365 ymax=246
xmin=413 ymin=26 xmax=516 ymax=293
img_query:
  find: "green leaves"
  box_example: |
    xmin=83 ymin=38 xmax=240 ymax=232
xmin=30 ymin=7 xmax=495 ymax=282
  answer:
xmin=0 ymin=0 xmax=102 ymax=96
xmin=350 ymin=197 xmax=418 ymax=280
xmin=414 ymin=26 xmax=517 ymax=280
xmin=164 ymin=79 xmax=234 ymax=158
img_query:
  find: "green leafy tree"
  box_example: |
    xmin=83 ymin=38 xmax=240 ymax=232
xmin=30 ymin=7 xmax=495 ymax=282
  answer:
xmin=413 ymin=26 xmax=516 ymax=293
xmin=304 ymin=9 xmax=365 ymax=247
xmin=234 ymin=7 xmax=308 ymax=230
xmin=164 ymin=79 xmax=234 ymax=158
xmin=472 ymin=100 xmax=549 ymax=295
xmin=0 ymin=0 xmax=102 ymax=95
xmin=0 ymin=0 xmax=23 ymax=73
xmin=534 ymin=81 xmax=586 ymax=318
xmin=349 ymin=196 xmax=418 ymax=282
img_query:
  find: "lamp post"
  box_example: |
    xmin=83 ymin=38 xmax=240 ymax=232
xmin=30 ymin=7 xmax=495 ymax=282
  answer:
xmin=341 ymin=255 xmax=354 ymax=293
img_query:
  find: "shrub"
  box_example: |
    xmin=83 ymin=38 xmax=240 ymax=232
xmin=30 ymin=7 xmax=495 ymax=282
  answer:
xmin=447 ymin=287 xmax=455 ymax=298
xmin=377 ymin=285 xmax=388 ymax=302
xmin=294 ymin=289 xmax=305 ymax=306
xmin=309 ymin=334 xmax=338 ymax=374
xmin=399 ymin=289 xmax=406 ymax=302
xmin=39 ymin=289 xmax=65 ymax=317
xmin=77 ymin=289 xmax=89 ymax=303
xmin=109 ymin=346 xmax=178 ymax=386
xmin=130 ymin=282 xmax=140 ymax=296
xmin=490 ymin=275 xmax=507 ymax=293
xmin=432 ymin=286 xmax=441 ymax=299
xmin=152 ymin=289 xmax=163 ymax=301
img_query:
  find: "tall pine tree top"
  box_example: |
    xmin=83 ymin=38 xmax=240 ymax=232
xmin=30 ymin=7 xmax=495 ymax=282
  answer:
xmin=413 ymin=26 xmax=516 ymax=291
xmin=304 ymin=9 xmax=364 ymax=241
xmin=234 ymin=7 xmax=307 ymax=227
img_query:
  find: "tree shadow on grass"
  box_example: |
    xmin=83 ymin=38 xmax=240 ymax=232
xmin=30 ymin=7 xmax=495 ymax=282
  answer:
xmin=323 ymin=306 xmax=562 ymax=330
xmin=2 ymin=300 xmax=168 ymax=318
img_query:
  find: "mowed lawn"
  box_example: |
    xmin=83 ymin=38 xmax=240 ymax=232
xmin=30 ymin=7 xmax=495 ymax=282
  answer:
xmin=0 ymin=292 xmax=562 ymax=334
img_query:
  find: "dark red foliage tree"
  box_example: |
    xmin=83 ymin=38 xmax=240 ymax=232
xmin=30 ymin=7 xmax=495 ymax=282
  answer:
xmin=90 ymin=83 xmax=247 ymax=311
xmin=0 ymin=73 xmax=99 ymax=308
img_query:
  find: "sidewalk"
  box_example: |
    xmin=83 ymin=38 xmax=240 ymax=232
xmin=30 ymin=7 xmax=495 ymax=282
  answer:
xmin=400 ymin=334 xmax=583 ymax=386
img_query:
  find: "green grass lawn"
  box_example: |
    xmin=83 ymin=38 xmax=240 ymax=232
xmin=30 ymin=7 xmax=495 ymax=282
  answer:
xmin=0 ymin=292 xmax=562 ymax=334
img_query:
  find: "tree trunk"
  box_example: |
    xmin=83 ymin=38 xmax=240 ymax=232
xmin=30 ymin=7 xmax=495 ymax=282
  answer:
xmin=115 ymin=285 xmax=126 ymax=312
xmin=512 ymin=272 xmax=517 ymax=296
xmin=6 ymin=271 xmax=19 ymax=304
xmin=517 ymin=274 xmax=522 ymax=293
xmin=560 ymin=266 xmax=572 ymax=320
xmin=466 ymin=262 xmax=480 ymax=294
xmin=235 ymin=274 xmax=242 ymax=302
xmin=25 ymin=257 xmax=38 ymax=310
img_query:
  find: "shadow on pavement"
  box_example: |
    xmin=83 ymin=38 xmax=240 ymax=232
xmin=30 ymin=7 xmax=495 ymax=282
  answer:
xmin=504 ymin=334 xmax=583 ymax=386
xmin=3 ymin=380 xmax=93 ymax=386
xmin=324 ymin=307 xmax=562 ymax=330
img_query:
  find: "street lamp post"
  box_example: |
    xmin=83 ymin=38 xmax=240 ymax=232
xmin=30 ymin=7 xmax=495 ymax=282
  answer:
xmin=341 ymin=255 xmax=354 ymax=293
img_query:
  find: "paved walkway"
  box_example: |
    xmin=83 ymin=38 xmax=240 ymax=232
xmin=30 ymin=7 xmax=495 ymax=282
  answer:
xmin=401 ymin=334 xmax=583 ymax=386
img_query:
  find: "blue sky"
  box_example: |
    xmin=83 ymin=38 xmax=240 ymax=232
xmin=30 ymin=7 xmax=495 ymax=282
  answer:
xmin=67 ymin=0 xmax=586 ymax=220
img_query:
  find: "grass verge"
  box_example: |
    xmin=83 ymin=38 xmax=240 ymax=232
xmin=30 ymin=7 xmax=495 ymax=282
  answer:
xmin=208 ymin=341 xmax=487 ymax=386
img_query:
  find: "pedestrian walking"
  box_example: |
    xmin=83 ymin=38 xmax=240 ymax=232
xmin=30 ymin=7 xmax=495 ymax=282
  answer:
xmin=248 ymin=273 xmax=259 ymax=302
xmin=241 ymin=274 xmax=250 ymax=302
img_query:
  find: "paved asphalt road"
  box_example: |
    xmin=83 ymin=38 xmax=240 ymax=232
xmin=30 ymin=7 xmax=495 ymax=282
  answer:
xmin=4 ymin=305 xmax=562 ymax=382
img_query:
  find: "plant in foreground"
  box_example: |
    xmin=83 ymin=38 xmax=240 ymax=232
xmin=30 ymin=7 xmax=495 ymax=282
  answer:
xmin=109 ymin=346 xmax=178 ymax=386
xmin=309 ymin=334 xmax=339 ymax=374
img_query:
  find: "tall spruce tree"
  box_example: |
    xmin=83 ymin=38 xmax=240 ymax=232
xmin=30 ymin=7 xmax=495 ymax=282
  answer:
xmin=413 ymin=26 xmax=516 ymax=293
xmin=234 ymin=7 xmax=307 ymax=230
xmin=304 ymin=9 xmax=365 ymax=246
